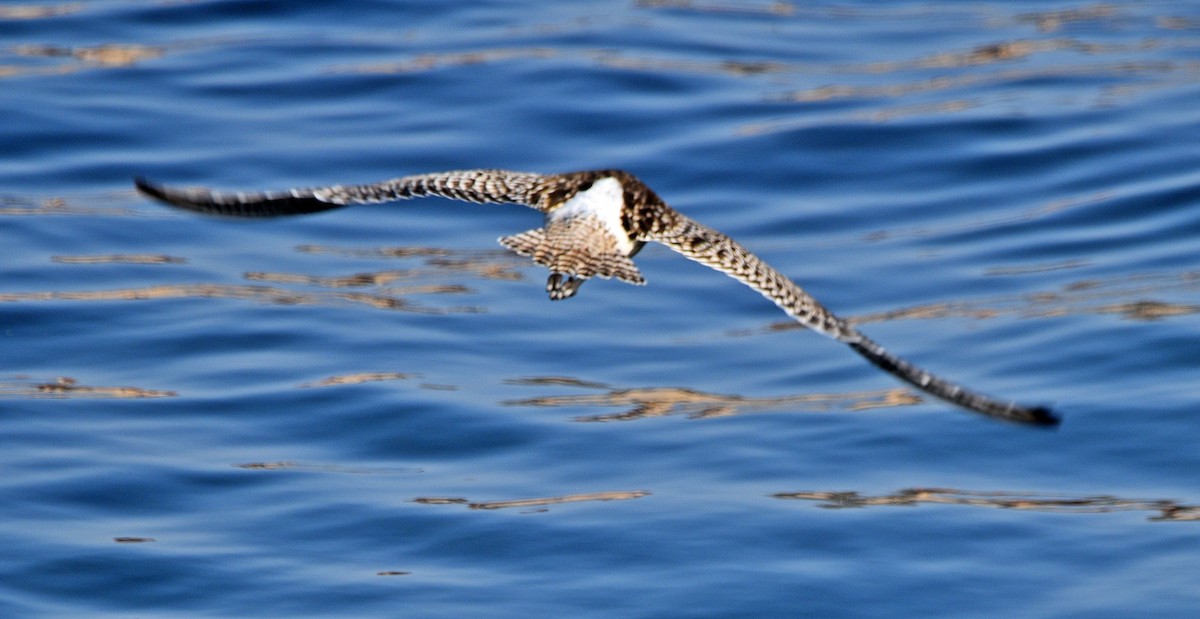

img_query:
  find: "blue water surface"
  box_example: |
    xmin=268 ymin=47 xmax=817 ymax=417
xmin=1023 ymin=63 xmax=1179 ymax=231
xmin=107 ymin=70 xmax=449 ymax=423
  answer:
xmin=3 ymin=1 xmax=1200 ymax=617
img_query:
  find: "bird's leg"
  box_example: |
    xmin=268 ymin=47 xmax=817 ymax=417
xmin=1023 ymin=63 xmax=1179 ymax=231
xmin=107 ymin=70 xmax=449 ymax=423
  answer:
xmin=546 ymin=273 xmax=584 ymax=301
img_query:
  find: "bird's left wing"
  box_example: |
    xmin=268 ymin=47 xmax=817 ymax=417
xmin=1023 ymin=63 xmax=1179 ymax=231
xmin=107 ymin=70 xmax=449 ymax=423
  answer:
xmin=134 ymin=169 xmax=550 ymax=217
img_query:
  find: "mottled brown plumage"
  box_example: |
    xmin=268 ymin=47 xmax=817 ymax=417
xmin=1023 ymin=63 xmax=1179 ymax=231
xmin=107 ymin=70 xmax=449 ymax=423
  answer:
xmin=134 ymin=169 xmax=1057 ymax=426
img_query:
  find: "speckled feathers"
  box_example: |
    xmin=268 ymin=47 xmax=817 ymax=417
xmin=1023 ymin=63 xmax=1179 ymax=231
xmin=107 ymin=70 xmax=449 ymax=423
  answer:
xmin=134 ymin=168 xmax=1057 ymax=426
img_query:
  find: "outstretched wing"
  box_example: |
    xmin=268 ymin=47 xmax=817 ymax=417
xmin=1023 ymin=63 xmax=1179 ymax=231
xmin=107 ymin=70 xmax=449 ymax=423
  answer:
xmin=644 ymin=211 xmax=1058 ymax=426
xmin=134 ymin=169 xmax=550 ymax=217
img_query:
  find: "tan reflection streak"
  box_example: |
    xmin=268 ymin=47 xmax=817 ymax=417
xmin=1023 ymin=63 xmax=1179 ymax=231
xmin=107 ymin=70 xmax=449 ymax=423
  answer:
xmin=843 ymin=302 xmax=1002 ymax=327
xmin=332 ymin=290 xmax=475 ymax=312
xmin=0 ymin=376 xmax=175 ymax=399
xmin=505 ymin=380 xmax=918 ymax=421
xmin=744 ymin=270 xmax=1200 ymax=335
xmin=856 ymin=39 xmax=1104 ymax=75
xmin=505 ymin=376 xmax=613 ymax=389
xmin=296 ymin=245 xmax=455 ymax=258
xmin=468 ymin=491 xmax=650 ymax=510
xmin=13 ymin=43 xmax=164 ymax=67
xmin=1020 ymin=271 xmax=1200 ymax=322
xmin=334 ymin=46 xmax=799 ymax=79
xmin=738 ymin=100 xmax=980 ymax=135
xmin=52 ymin=254 xmax=186 ymax=265
xmin=859 ymin=191 xmax=1111 ymax=244
xmin=1015 ymin=5 xmax=1117 ymax=33
xmin=236 ymin=462 xmax=298 ymax=470
xmin=335 ymin=47 xmax=558 ymax=74
xmin=1158 ymin=16 xmax=1200 ymax=30
xmin=246 ymin=269 xmax=419 ymax=287
xmin=234 ymin=461 xmax=423 ymax=474
xmin=635 ymin=0 xmax=795 ymax=16
xmin=773 ymin=487 xmax=1200 ymax=522
xmin=414 ymin=493 xmax=649 ymax=510
xmin=1067 ymin=300 xmax=1199 ymax=321
xmin=293 ymin=245 xmax=527 ymax=282
xmin=0 ymin=4 xmax=84 ymax=20
xmin=246 ymin=270 xmax=420 ymax=288
xmin=778 ymin=61 xmax=1187 ymax=104
xmin=0 ymin=284 xmax=476 ymax=314
xmin=745 ymin=59 xmax=1198 ymax=136
xmin=413 ymin=497 xmax=470 ymax=505
xmin=909 ymin=40 xmax=1046 ymax=68
xmin=425 ymin=257 xmax=526 ymax=281
xmin=0 ymin=196 xmax=137 ymax=217
xmin=859 ymin=39 xmax=1056 ymax=73
xmin=863 ymin=99 xmax=978 ymax=122
xmin=0 ymin=63 xmax=69 ymax=80
xmin=3 ymin=35 xmax=306 ymax=80
xmin=299 ymin=372 xmax=418 ymax=387
xmin=985 ymin=260 xmax=1090 ymax=276
xmin=589 ymin=51 xmax=791 ymax=77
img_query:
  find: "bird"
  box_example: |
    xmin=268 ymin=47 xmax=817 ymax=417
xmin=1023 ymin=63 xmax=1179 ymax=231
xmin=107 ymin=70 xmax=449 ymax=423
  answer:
xmin=134 ymin=168 xmax=1058 ymax=426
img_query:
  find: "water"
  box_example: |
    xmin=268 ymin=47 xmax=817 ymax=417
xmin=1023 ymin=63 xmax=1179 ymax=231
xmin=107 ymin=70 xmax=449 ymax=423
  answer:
xmin=4 ymin=1 xmax=1200 ymax=616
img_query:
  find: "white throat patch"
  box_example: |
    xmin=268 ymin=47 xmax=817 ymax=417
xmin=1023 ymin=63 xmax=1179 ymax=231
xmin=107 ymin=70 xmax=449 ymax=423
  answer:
xmin=551 ymin=177 xmax=633 ymax=255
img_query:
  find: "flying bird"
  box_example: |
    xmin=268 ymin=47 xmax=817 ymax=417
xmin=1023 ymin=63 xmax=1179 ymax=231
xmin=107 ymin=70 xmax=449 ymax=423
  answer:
xmin=134 ymin=169 xmax=1057 ymax=426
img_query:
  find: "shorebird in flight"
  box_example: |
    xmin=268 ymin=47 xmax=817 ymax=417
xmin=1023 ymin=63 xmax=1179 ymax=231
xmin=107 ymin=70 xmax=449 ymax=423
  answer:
xmin=135 ymin=169 xmax=1057 ymax=426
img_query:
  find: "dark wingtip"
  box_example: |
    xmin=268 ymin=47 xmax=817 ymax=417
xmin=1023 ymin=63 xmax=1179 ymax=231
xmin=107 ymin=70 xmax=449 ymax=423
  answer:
xmin=132 ymin=176 xmax=343 ymax=217
xmin=133 ymin=176 xmax=167 ymax=201
xmin=1019 ymin=405 xmax=1061 ymax=428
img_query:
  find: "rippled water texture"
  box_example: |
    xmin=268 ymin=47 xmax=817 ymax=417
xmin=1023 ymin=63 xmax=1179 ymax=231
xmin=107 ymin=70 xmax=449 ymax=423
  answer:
xmin=4 ymin=1 xmax=1200 ymax=617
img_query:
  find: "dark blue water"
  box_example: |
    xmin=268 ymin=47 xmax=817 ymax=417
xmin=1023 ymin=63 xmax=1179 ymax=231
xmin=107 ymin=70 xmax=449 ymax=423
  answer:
xmin=4 ymin=1 xmax=1200 ymax=616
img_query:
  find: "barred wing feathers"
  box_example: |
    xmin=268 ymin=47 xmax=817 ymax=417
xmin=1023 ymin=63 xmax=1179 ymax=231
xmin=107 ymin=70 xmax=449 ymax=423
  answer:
xmin=643 ymin=211 xmax=1057 ymax=426
xmin=134 ymin=169 xmax=548 ymax=218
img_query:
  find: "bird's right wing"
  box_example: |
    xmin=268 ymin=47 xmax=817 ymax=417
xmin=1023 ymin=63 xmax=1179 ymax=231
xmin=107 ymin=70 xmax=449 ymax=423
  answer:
xmin=134 ymin=169 xmax=550 ymax=217
xmin=644 ymin=212 xmax=853 ymax=340
xmin=644 ymin=210 xmax=1058 ymax=426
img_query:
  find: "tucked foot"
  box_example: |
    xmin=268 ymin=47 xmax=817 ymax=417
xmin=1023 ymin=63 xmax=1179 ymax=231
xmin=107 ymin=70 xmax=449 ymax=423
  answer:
xmin=546 ymin=273 xmax=584 ymax=300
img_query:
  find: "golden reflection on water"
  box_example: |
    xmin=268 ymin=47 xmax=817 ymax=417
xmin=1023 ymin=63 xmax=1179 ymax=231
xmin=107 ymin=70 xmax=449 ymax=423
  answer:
xmin=2 ymin=245 xmax=533 ymax=314
xmin=774 ymin=487 xmax=1200 ymax=522
xmin=340 ymin=47 xmax=559 ymax=75
xmin=1158 ymin=16 xmax=1200 ymax=30
xmin=505 ymin=378 xmax=920 ymax=421
xmin=2 ymin=43 xmax=165 ymax=79
xmin=298 ymin=372 xmax=419 ymax=388
xmin=0 ymin=3 xmax=84 ymax=21
xmin=1015 ymin=5 xmax=1117 ymax=33
xmin=11 ymin=188 xmax=1196 ymax=351
xmin=13 ymin=43 xmax=163 ymax=66
xmin=295 ymin=245 xmax=527 ymax=281
xmin=730 ymin=268 xmax=1200 ymax=338
xmin=0 ymin=283 xmax=471 ymax=313
xmin=635 ymin=0 xmax=796 ymax=17
xmin=8 ymin=0 xmax=1193 ymax=128
xmin=0 ymin=376 xmax=176 ymax=399
xmin=314 ymin=1 xmax=1200 ymax=137
xmin=52 ymin=254 xmax=187 ymax=265
xmin=774 ymin=58 xmax=1193 ymax=101
xmin=234 ymin=462 xmax=423 ymax=475
xmin=245 ymin=271 xmax=472 ymax=298
xmin=0 ymin=195 xmax=139 ymax=217
xmin=414 ymin=491 xmax=651 ymax=512
xmin=506 ymin=376 xmax=611 ymax=389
